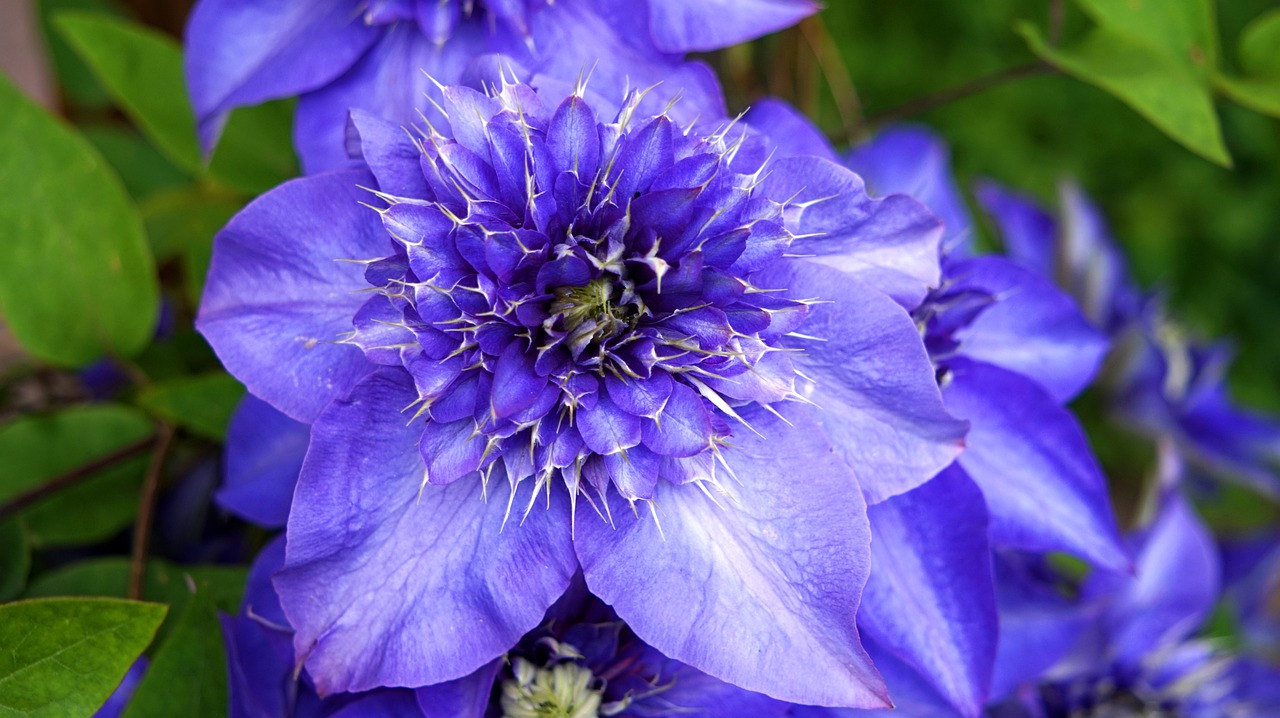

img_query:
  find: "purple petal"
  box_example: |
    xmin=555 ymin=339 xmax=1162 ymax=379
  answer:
xmin=943 ymin=359 xmax=1129 ymax=572
xmin=645 ymin=0 xmax=818 ymax=52
xmin=347 ymin=109 xmax=430 ymax=199
xmin=574 ymin=404 xmax=889 ymax=709
xmin=547 ymin=94 xmax=601 ymax=179
xmin=217 ymin=394 xmax=309 ymax=528
xmin=859 ymin=467 xmax=997 ymax=718
xmin=197 ymin=169 xmax=381 ymax=423
xmin=491 ymin=342 xmax=548 ymax=419
xmin=576 ymin=392 xmax=643 ymax=456
xmin=762 ymin=260 xmax=966 ymax=504
xmin=948 ymin=256 xmax=1108 ymax=403
xmin=275 ymin=368 xmax=578 ymax=693
xmin=1089 ymin=491 xmax=1220 ymax=665
xmin=413 ymin=661 xmax=501 ymax=718
xmin=759 ymin=156 xmax=944 ymax=308
xmin=743 ymin=98 xmax=837 ymax=161
xmin=972 ymin=181 xmax=1056 ymax=279
xmin=844 ymin=125 xmax=974 ymax=256
xmin=184 ymin=0 xmax=381 ymax=151
xmin=640 ymin=381 xmax=713 ymax=457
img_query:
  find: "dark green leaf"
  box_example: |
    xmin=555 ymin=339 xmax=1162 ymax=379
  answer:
xmin=136 ymin=373 xmax=245 ymax=441
xmin=1216 ymin=75 xmax=1280 ymax=116
xmin=35 ymin=0 xmax=124 ymax=110
xmin=0 ymin=75 xmax=160 ymax=366
xmin=1073 ymin=0 xmax=1220 ymax=72
xmin=1020 ymin=23 xmax=1231 ymax=166
xmin=0 ymin=405 xmax=152 ymax=547
xmin=82 ymin=125 xmax=189 ymax=202
xmin=122 ymin=592 xmax=227 ymax=718
xmin=208 ymin=99 xmax=301 ymax=195
xmin=0 ymin=521 xmax=31 ymax=602
xmin=54 ymin=12 xmax=203 ymax=173
xmin=140 ymin=188 xmax=240 ymax=264
xmin=0 ymin=597 xmax=166 ymax=718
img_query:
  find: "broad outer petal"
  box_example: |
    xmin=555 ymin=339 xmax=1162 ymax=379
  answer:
xmin=763 ymin=260 xmax=966 ymax=504
xmin=645 ymin=0 xmax=818 ymax=53
xmin=184 ymin=0 xmax=380 ymax=151
xmin=743 ymin=98 xmax=838 ymax=162
xmin=949 ymin=256 xmax=1108 ymax=403
xmin=574 ymin=404 xmax=889 ymax=709
xmin=943 ymin=359 xmax=1129 ymax=572
xmin=197 ymin=169 xmax=382 ymax=423
xmin=275 ymin=368 xmax=579 ymax=694
xmin=759 ymin=156 xmax=944 ymax=308
xmin=217 ymin=394 xmax=309 ymax=528
xmin=859 ymin=466 xmax=997 ymax=718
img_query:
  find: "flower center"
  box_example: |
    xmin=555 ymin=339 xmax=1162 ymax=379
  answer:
xmin=500 ymin=657 xmax=604 ymax=718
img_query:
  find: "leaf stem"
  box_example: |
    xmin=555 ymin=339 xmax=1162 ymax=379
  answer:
xmin=0 ymin=434 xmax=157 ymax=523
xmin=128 ymin=422 xmax=175 ymax=600
xmin=862 ymin=61 xmax=1053 ymax=129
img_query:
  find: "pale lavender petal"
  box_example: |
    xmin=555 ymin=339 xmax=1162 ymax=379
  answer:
xmin=645 ymin=0 xmax=818 ymax=53
xmin=743 ymin=98 xmax=837 ymax=161
xmin=574 ymin=404 xmax=889 ymax=709
xmin=275 ymin=368 xmax=578 ymax=693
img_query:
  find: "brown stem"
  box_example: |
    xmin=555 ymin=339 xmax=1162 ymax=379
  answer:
xmin=799 ymin=16 xmax=865 ymax=143
xmin=863 ymin=61 xmax=1052 ymax=128
xmin=0 ymin=435 xmax=157 ymax=523
xmin=1049 ymin=0 xmax=1066 ymax=46
xmin=128 ymin=423 xmax=175 ymax=600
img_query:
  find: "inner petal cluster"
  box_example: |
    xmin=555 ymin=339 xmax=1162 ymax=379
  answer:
xmin=344 ymin=79 xmax=811 ymax=516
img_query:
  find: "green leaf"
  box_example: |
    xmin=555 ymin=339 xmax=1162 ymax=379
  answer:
xmin=122 ymin=592 xmax=227 ymax=718
xmin=1073 ymin=0 xmax=1219 ymax=72
xmin=0 ymin=405 xmax=152 ymax=548
xmin=207 ymin=98 xmax=301 ymax=195
xmin=0 ymin=597 xmax=166 ymax=718
xmin=0 ymin=521 xmax=31 ymax=602
xmin=54 ymin=12 xmax=203 ymax=174
xmin=1020 ymin=23 xmax=1231 ymax=166
xmin=82 ymin=125 xmax=189 ymax=202
xmin=1238 ymin=8 xmax=1280 ymax=77
xmin=136 ymin=373 xmax=245 ymax=441
xmin=1216 ymin=75 xmax=1280 ymax=117
xmin=0 ymin=75 xmax=160 ymax=366
xmin=25 ymin=559 xmax=246 ymax=650
xmin=35 ymin=0 xmax=125 ymax=111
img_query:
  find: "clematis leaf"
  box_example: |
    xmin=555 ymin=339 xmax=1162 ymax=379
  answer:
xmin=121 ymin=592 xmax=227 ymax=718
xmin=0 ymin=74 xmax=160 ymax=366
xmin=0 ymin=598 xmax=166 ymax=718
xmin=136 ymin=373 xmax=245 ymax=441
xmin=1213 ymin=9 xmax=1280 ymax=118
xmin=54 ymin=11 xmax=203 ymax=174
xmin=1020 ymin=23 xmax=1230 ymax=166
xmin=1073 ymin=0 xmax=1219 ymax=73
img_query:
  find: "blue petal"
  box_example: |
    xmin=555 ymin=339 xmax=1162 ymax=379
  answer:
xmin=573 ymin=404 xmax=889 ymax=709
xmin=197 ymin=169 xmax=382 ymax=423
xmin=943 ymin=359 xmax=1129 ymax=571
xmin=761 ymin=260 xmax=966 ymax=504
xmin=617 ymin=645 xmax=790 ymax=717
xmin=759 ymin=156 xmax=944 ymax=308
xmin=413 ymin=661 xmax=501 ymax=718
xmin=275 ymin=368 xmax=579 ymax=693
xmin=972 ymin=180 xmax=1057 ymax=279
xmin=217 ymin=394 xmax=309 ymax=528
xmin=859 ymin=466 xmax=997 ymax=718
xmin=326 ymin=693 xmax=424 ymax=718
xmin=184 ymin=0 xmax=380 ymax=152
xmin=789 ymin=639 xmax=964 ymax=718
xmin=743 ymin=98 xmax=837 ymax=161
xmin=1088 ymin=490 xmax=1220 ymax=666
xmin=947 ymin=256 xmax=1108 ymax=403
xmin=347 ymin=109 xmax=431 ymax=199
xmin=844 ymin=125 xmax=974 ymax=256
xmin=645 ymin=0 xmax=818 ymax=53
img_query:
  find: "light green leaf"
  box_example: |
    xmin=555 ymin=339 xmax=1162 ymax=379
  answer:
xmin=1020 ymin=23 xmax=1231 ymax=166
xmin=1215 ymin=75 xmax=1280 ymax=117
xmin=54 ymin=12 xmax=202 ymax=174
xmin=0 ymin=521 xmax=31 ymax=602
xmin=0 ymin=405 xmax=152 ymax=548
xmin=207 ymin=98 xmax=301 ymax=195
xmin=1073 ymin=0 xmax=1219 ymax=72
xmin=0 ymin=75 xmax=160 ymax=367
xmin=136 ymin=373 xmax=245 ymax=441
xmin=1238 ymin=8 xmax=1280 ymax=77
xmin=122 ymin=592 xmax=227 ymax=718
xmin=0 ymin=597 xmax=166 ymax=718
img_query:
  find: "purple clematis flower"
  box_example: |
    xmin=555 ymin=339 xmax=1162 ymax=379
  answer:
xmin=217 ymin=394 xmax=311 ymax=528
xmin=199 ymin=77 xmax=964 ymax=706
xmin=845 ymin=126 xmax=1126 ymax=574
xmin=184 ymin=0 xmax=816 ymax=172
xmin=978 ymin=181 xmax=1280 ymax=499
xmin=223 ymin=539 xmax=793 ymax=717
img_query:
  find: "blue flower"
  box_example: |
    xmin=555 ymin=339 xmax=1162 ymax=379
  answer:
xmin=978 ymin=181 xmax=1280 ymax=499
xmin=217 ymin=394 xmax=310 ymax=529
xmin=223 ymin=539 xmax=796 ymax=717
xmin=184 ymin=0 xmax=817 ymax=171
xmin=199 ymin=78 xmax=963 ymax=705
